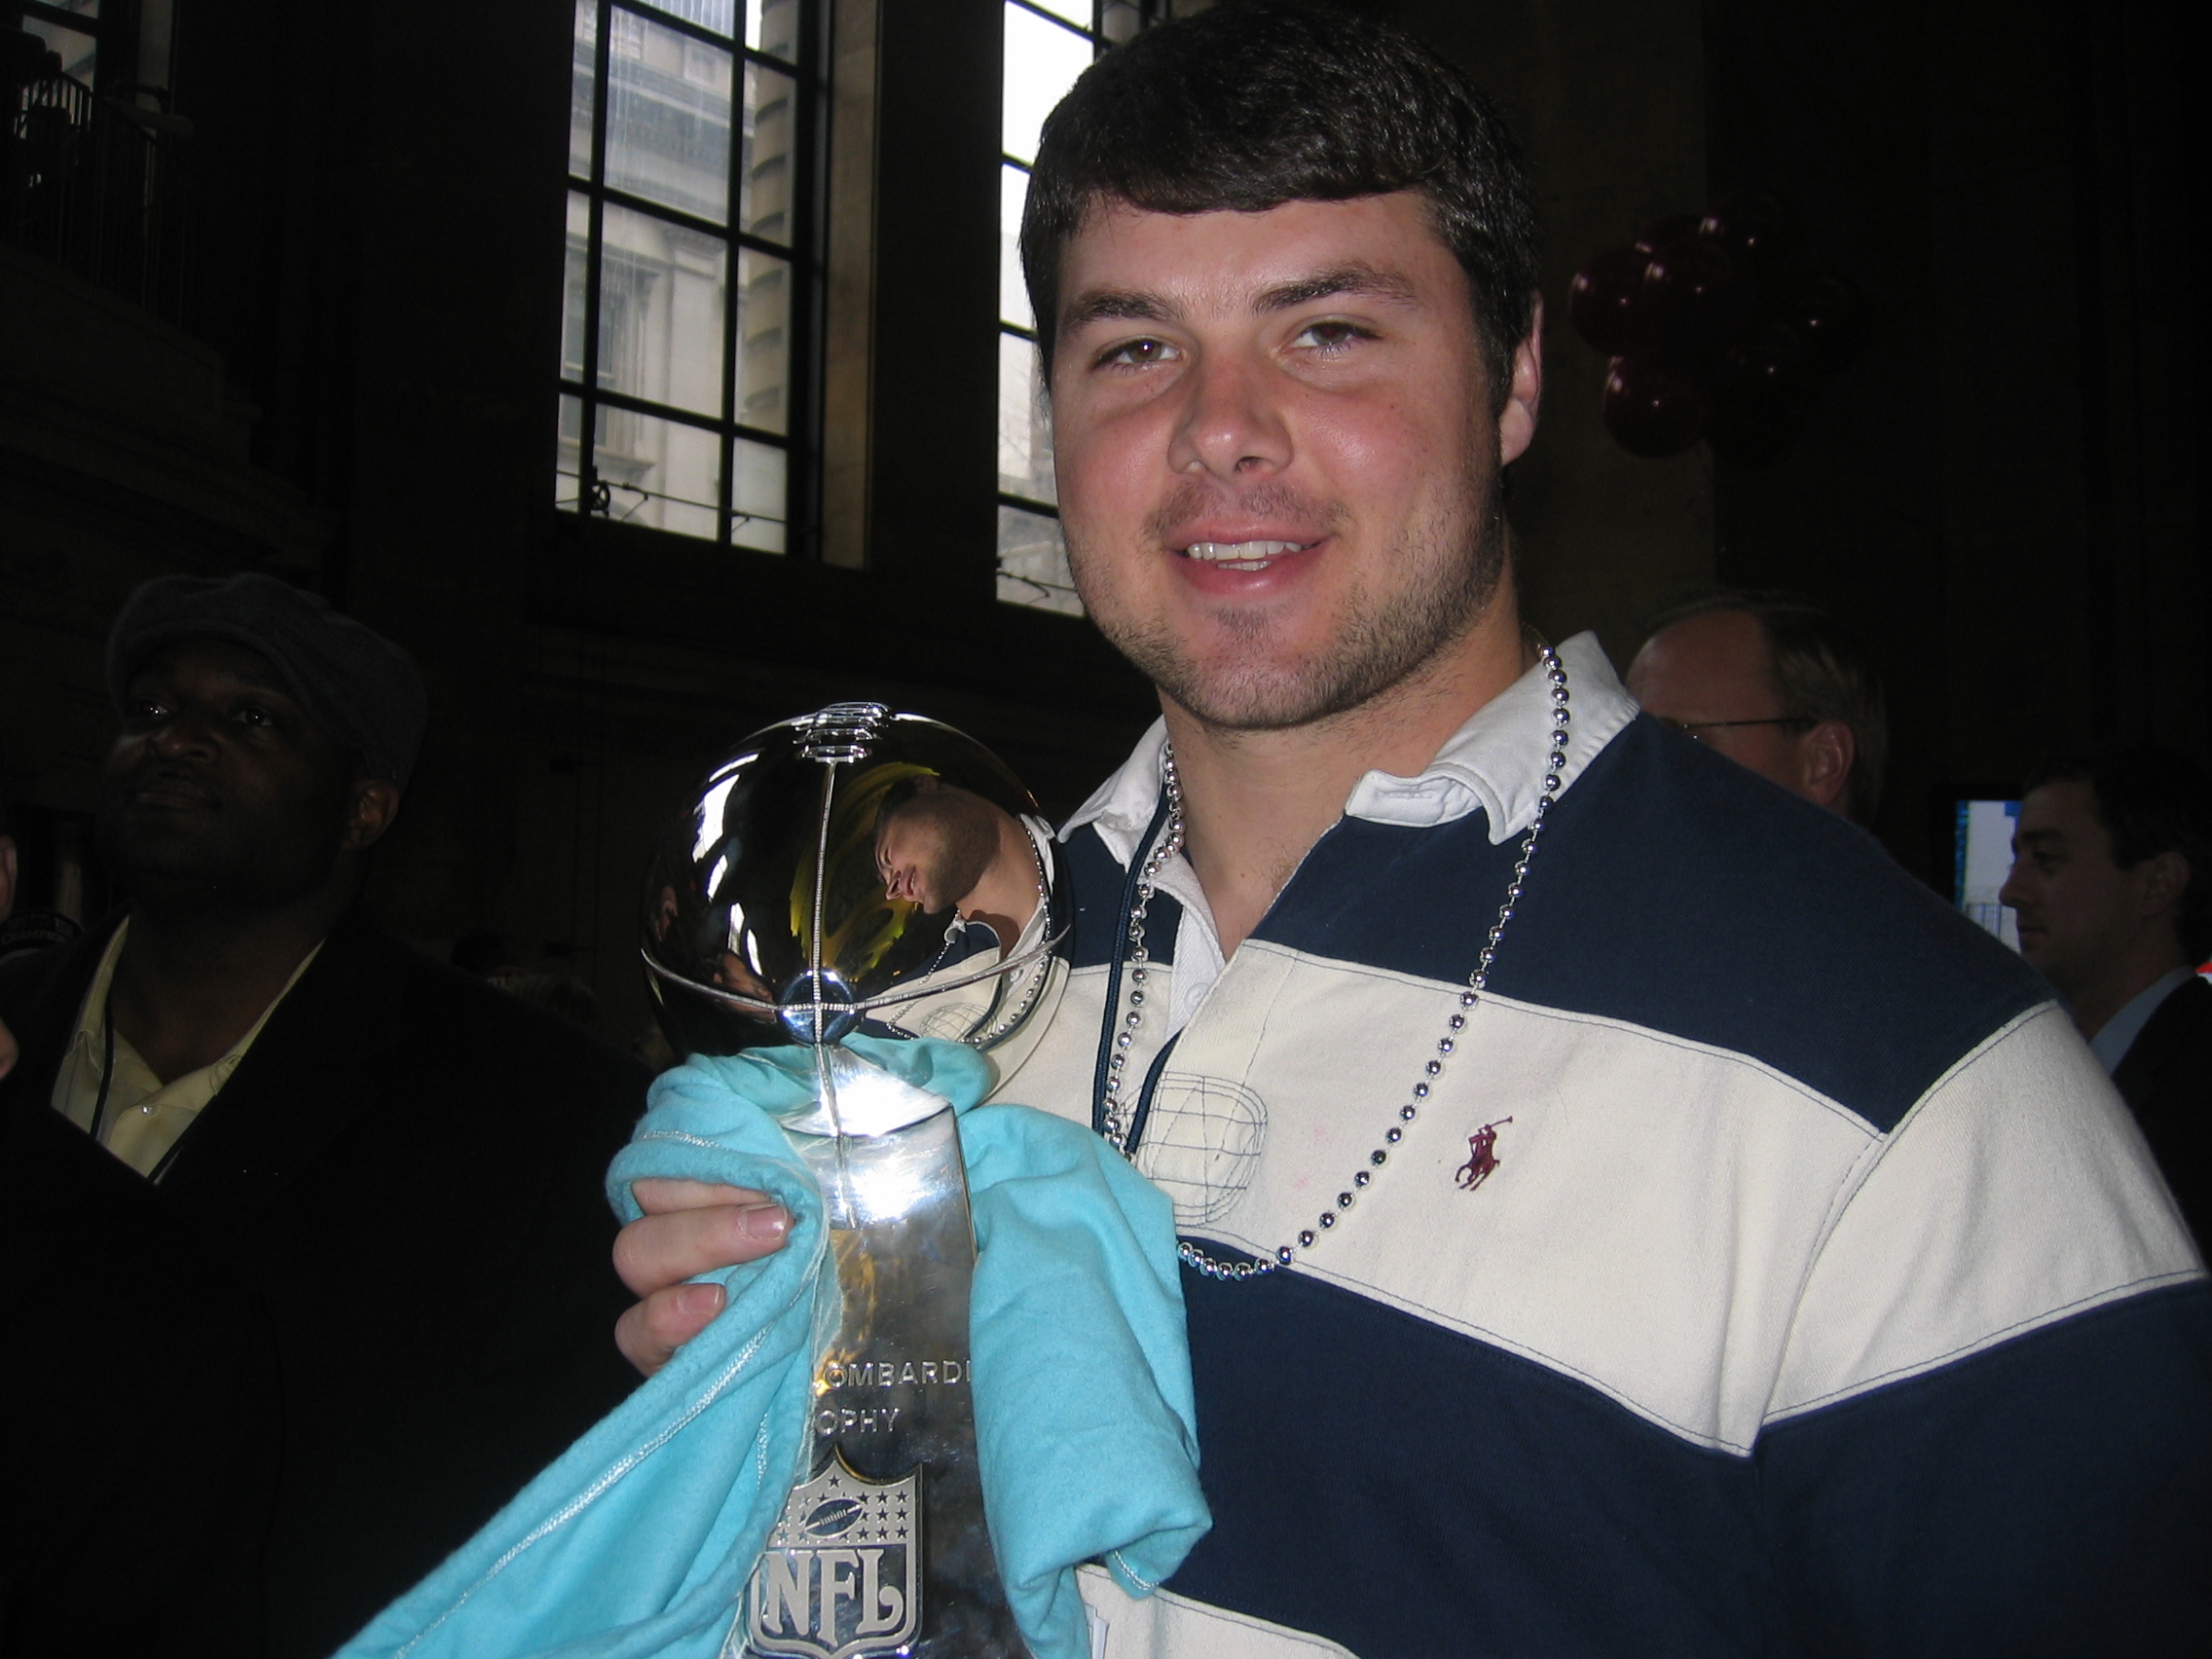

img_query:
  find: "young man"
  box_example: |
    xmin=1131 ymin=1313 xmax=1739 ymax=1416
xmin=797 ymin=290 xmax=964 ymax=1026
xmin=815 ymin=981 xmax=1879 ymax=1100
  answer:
xmin=617 ymin=5 xmax=2208 ymax=1653
xmin=2002 ymin=744 xmax=2212 ymax=1241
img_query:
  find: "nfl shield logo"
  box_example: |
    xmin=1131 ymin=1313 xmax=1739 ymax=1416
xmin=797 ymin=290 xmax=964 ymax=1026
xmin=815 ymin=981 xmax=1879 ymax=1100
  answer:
xmin=736 ymin=1456 xmax=921 ymax=1659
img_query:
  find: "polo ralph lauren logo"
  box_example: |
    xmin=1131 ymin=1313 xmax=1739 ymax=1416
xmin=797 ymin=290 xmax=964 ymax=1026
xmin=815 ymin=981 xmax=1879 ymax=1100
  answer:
xmin=1455 ymin=1118 xmax=1513 ymax=1193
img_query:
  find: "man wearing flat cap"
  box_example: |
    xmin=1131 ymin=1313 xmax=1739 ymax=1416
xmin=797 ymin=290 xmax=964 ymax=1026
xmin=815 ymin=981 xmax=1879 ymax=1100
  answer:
xmin=0 ymin=573 xmax=648 ymax=1659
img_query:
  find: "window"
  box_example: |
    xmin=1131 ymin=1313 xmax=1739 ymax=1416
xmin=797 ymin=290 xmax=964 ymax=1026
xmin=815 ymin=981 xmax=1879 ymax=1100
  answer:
xmin=996 ymin=2 xmax=1163 ymax=614
xmin=18 ymin=2 xmax=105 ymax=86
xmin=560 ymin=0 xmax=821 ymax=553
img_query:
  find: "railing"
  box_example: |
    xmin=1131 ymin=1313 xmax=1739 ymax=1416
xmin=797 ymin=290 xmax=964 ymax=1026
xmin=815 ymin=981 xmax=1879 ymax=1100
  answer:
xmin=3 ymin=40 xmax=192 ymax=327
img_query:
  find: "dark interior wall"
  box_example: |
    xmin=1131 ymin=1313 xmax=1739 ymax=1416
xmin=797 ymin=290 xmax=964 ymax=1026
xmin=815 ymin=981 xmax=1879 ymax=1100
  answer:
xmin=1374 ymin=0 xmax=2205 ymax=884
xmin=1698 ymin=0 xmax=1944 ymax=864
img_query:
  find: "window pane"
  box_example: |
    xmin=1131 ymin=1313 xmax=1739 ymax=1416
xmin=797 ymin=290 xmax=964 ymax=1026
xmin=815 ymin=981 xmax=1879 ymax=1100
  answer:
xmin=562 ymin=192 xmax=592 ymax=382
xmin=557 ymin=393 xmax=586 ymax=510
xmin=1002 ymin=3 xmax=1091 ymax=166
xmin=23 ymin=18 xmax=96 ymax=83
xmin=735 ymin=245 xmax=791 ymax=434
xmin=998 ymin=333 xmax=1055 ymax=504
xmin=1000 ymin=164 xmax=1032 ymax=331
xmin=749 ymin=0 xmax=801 ymax=63
xmin=570 ymin=0 xmax=597 ymax=176
xmin=732 ymin=435 xmax=789 ymax=552
xmin=644 ymin=0 xmax=736 ymax=38
xmin=606 ymin=8 xmax=733 ymax=224
xmin=998 ymin=503 xmax=1083 ymax=615
xmin=597 ymin=405 xmax=722 ymax=538
xmin=597 ymin=202 xmax=727 ymax=418
xmin=739 ymin=58 xmax=796 ymax=244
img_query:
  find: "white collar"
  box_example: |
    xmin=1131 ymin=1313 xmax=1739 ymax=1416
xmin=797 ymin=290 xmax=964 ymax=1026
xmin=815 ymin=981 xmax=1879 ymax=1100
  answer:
xmin=2088 ymin=966 xmax=2198 ymax=1075
xmin=1060 ymin=632 xmax=1639 ymax=863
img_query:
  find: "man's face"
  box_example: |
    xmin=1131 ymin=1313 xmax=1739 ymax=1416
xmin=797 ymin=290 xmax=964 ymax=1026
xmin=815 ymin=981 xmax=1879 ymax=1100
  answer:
xmin=1047 ymin=192 xmax=1536 ymax=732
xmin=1626 ymin=611 xmax=1832 ymax=804
xmin=875 ymin=803 xmax=992 ymax=916
xmin=99 ymin=637 xmax=368 ymax=907
xmin=1999 ymin=780 xmax=2150 ymax=997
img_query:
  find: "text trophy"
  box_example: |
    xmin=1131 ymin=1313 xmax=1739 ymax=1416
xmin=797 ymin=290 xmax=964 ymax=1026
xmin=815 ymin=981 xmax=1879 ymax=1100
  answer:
xmin=643 ymin=703 xmax=1067 ymax=1659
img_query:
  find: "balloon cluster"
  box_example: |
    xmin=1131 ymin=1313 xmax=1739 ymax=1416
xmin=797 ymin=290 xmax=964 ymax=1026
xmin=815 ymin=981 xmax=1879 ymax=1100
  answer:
xmin=1568 ymin=194 xmax=1862 ymax=466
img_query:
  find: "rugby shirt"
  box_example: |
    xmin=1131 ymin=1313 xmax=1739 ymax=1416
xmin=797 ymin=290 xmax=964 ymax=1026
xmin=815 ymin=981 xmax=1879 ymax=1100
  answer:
xmin=992 ymin=633 xmax=2210 ymax=1658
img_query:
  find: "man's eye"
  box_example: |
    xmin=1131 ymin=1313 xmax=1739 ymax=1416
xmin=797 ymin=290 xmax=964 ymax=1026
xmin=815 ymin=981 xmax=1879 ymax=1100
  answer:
xmin=1097 ymin=337 xmax=1178 ymax=368
xmin=236 ymin=705 xmax=276 ymax=729
xmin=1294 ymin=319 xmax=1375 ymax=350
xmin=128 ymin=697 xmax=168 ymax=722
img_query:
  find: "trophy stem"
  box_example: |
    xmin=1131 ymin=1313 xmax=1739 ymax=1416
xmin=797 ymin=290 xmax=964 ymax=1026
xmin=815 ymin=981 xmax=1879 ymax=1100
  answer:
xmin=742 ymin=1086 xmax=1028 ymax=1659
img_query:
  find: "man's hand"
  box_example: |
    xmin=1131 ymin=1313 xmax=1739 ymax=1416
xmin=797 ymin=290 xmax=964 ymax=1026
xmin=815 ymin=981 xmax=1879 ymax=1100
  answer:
xmin=613 ymin=1179 xmax=793 ymax=1377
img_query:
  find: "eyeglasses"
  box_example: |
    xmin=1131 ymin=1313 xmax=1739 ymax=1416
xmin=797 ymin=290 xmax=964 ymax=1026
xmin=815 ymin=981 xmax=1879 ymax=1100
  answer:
xmin=1651 ymin=715 xmax=1817 ymax=744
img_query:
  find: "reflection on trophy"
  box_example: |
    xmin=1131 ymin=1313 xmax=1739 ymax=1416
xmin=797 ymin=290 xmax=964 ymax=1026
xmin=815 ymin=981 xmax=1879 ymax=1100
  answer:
xmin=642 ymin=703 xmax=1066 ymax=1659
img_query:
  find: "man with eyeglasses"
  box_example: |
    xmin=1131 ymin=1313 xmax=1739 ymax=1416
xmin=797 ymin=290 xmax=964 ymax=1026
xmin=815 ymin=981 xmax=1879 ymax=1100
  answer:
xmin=1626 ymin=590 xmax=1887 ymax=824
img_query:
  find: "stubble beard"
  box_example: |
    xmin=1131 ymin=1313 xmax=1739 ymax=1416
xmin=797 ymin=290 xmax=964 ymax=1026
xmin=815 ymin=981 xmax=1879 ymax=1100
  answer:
xmin=1070 ymin=458 xmax=1508 ymax=735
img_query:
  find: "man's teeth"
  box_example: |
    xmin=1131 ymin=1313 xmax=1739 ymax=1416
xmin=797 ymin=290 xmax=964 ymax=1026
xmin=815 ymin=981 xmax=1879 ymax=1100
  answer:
xmin=1182 ymin=539 xmax=1306 ymax=568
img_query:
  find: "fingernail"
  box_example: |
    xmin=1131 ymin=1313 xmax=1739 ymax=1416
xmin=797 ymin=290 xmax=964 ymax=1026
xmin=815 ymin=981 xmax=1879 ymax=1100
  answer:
xmin=741 ymin=1202 xmax=791 ymax=1240
xmin=675 ymin=1282 xmax=725 ymax=1318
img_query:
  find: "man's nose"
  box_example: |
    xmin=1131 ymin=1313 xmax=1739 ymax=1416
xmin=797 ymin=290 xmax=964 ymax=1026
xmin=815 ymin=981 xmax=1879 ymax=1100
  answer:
xmin=1167 ymin=349 xmax=1293 ymax=480
xmin=145 ymin=707 xmax=219 ymax=758
xmin=1997 ymin=863 xmax=2028 ymax=909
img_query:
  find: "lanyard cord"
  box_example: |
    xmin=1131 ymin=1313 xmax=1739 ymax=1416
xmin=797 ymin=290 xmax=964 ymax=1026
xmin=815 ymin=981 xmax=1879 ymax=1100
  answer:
xmin=1090 ymin=787 xmax=1175 ymax=1140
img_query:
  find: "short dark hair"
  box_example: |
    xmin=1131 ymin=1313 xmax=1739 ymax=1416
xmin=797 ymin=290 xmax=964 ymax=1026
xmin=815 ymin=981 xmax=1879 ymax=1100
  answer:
xmin=1020 ymin=0 xmax=1540 ymax=404
xmin=2027 ymin=744 xmax=2212 ymax=964
xmin=1645 ymin=588 xmax=1890 ymax=825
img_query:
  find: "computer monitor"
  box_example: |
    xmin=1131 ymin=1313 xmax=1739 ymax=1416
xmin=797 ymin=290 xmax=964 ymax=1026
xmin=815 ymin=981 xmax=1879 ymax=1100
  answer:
xmin=1953 ymin=798 xmax=2020 ymax=951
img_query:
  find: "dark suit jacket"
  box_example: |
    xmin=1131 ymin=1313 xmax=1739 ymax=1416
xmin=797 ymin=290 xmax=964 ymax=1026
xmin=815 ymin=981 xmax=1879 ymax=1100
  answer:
xmin=0 ymin=915 xmax=648 ymax=1659
xmin=2114 ymin=973 xmax=2212 ymax=1249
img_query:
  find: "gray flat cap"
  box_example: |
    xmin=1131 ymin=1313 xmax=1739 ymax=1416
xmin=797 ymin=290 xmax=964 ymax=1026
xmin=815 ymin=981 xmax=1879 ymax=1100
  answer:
xmin=106 ymin=572 xmax=429 ymax=789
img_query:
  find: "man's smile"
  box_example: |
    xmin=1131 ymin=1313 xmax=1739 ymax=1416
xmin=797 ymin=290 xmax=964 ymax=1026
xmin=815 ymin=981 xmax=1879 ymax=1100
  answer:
xmin=1176 ymin=537 xmax=1321 ymax=572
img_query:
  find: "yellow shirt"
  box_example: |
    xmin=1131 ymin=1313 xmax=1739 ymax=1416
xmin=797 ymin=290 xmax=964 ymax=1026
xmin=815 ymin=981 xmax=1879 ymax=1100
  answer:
xmin=52 ymin=919 xmax=323 ymax=1178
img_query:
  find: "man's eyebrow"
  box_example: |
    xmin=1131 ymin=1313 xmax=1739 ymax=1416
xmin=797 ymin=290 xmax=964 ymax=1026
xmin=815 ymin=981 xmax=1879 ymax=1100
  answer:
xmin=1058 ymin=288 xmax=1178 ymax=333
xmin=1256 ymin=264 xmax=1420 ymax=313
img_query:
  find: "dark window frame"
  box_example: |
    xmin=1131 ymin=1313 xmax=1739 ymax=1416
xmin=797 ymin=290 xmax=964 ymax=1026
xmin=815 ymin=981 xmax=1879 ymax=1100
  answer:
xmin=561 ymin=0 xmax=830 ymax=558
xmin=995 ymin=1 xmax=1166 ymax=612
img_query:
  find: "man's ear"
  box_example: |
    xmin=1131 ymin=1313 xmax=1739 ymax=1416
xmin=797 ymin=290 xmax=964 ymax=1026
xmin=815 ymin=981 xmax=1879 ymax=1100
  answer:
xmin=0 ymin=835 xmax=17 ymax=923
xmin=342 ymin=779 xmax=403 ymax=854
xmin=2137 ymin=849 xmax=2190 ymax=921
xmin=1496 ymin=294 xmax=1543 ymax=466
xmin=1798 ymin=721 xmax=1856 ymax=814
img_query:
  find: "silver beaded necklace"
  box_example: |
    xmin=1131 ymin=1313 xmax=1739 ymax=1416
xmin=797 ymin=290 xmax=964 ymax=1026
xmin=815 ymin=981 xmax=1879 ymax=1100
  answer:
xmin=1096 ymin=645 xmax=1573 ymax=1281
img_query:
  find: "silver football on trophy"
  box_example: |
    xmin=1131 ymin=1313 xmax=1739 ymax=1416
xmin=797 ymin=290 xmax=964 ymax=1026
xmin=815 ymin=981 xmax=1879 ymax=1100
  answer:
xmin=642 ymin=702 xmax=1066 ymax=1063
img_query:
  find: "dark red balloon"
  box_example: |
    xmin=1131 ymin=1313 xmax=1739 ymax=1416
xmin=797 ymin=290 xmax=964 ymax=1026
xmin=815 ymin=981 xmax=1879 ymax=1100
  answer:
xmin=1715 ymin=321 xmax=1811 ymax=406
xmin=1603 ymin=352 xmax=1711 ymax=459
xmin=1697 ymin=192 xmax=1803 ymax=278
xmin=1641 ymin=238 xmax=1750 ymax=349
xmin=1568 ymin=244 xmax=1657 ymax=355
xmin=1788 ymin=275 xmax=1862 ymax=374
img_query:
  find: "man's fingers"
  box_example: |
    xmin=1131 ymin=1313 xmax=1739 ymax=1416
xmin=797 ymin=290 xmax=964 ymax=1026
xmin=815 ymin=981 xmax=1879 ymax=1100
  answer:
xmin=612 ymin=1195 xmax=793 ymax=1298
xmin=630 ymin=1177 xmax=769 ymax=1214
xmin=615 ymin=1281 xmax=726 ymax=1378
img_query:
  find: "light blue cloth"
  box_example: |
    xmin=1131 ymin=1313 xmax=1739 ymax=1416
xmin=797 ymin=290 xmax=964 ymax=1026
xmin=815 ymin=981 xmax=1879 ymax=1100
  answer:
xmin=337 ymin=1036 xmax=1207 ymax=1659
